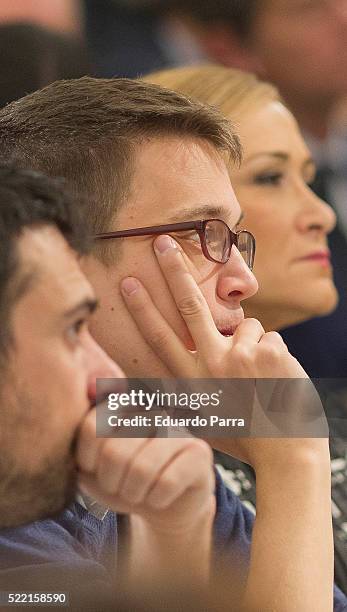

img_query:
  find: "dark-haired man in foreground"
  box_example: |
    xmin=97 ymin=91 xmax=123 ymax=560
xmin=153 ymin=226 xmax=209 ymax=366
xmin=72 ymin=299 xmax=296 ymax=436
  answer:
xmin=0 ymin=162 xmax=218 ymax=600
xmin=0 ymin=79 xmax=345 ymax=609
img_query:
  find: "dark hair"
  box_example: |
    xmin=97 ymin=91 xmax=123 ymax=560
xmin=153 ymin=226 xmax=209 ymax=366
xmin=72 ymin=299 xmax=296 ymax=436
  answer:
xmin=0 ymin=76 xmax=241 ymax=262
xmin=0 ymin=22 xmax=91 ymax=109
xmin=0 ymin=162 xmax=88 ymax=353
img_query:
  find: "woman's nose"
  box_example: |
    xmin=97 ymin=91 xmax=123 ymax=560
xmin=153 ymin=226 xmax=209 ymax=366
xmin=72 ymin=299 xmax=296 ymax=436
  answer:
xmin=296 ymin=186 xmax=336 ymax=235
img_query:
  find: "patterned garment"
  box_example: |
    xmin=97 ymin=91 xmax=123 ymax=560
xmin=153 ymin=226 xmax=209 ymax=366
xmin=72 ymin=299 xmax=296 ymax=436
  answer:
xmin=215 ymin=437 xmax=347 ymax=595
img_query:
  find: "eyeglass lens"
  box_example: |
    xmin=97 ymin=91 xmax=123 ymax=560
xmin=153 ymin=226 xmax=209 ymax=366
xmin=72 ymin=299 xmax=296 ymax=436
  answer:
xmin=204 ymin=220 xmax=254 ymax=269
xmin=204 ymin=219 xmax=230 ymax=264
xmin=237 ymin=230 xmax=255 ymax=270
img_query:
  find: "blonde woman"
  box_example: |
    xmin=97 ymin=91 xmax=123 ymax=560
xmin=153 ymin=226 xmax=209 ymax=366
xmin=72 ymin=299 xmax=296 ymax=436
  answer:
xmin=144 ymin=64 xmax=347 ymax=596
xmin=145 ymin=64 xmax=338 ymax=330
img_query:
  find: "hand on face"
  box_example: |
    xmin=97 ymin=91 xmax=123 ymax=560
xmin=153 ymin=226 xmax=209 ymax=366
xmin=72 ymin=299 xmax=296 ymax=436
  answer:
xmin=120 ymin=235 xmax=330 ymax=469
xmin=76 ymin=410 xmax=215 ymax=533
xmin=120 ymin=235 xmax=307 ymax=380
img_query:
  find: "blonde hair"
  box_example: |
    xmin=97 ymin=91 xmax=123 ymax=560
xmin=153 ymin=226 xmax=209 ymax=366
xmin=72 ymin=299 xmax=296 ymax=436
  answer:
xmin=144 ymin=64 xmax=281 ymax=123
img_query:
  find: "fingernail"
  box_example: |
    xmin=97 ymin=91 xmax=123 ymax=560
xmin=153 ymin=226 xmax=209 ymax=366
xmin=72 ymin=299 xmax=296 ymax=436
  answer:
xmin=155 ymin=235 xmax=177 ymax=253
xmin=121 ymin=277 xmax=139 ymax=296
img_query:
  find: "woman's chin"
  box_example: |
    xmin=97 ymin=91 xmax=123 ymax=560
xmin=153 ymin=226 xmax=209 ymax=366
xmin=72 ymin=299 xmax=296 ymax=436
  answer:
xmin=289 ymin=287 xmax=339 ymax=325
xmin=245 ymin=283 xmax=339 ymax=330
xmin=312 ymin=294 xmax=339 ymax=318
xmin=310 ymin=280 xmax=339 ymax=316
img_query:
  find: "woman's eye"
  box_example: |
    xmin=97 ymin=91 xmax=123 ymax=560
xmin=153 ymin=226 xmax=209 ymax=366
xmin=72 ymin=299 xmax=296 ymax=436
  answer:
xmin=254 ymin=173 xmax=284 ymax=186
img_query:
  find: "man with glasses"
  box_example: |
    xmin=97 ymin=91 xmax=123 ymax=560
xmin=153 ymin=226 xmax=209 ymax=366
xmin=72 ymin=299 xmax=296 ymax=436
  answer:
xmin=0 ymin=77 xmax=346 ymax=610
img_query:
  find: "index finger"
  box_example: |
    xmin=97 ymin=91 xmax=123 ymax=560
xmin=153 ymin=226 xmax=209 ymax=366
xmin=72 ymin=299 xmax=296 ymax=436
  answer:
xmin=121 ymin=276 xmax=191 ymax=376
xmin=153 ymin=235 xmax=223 ymax=358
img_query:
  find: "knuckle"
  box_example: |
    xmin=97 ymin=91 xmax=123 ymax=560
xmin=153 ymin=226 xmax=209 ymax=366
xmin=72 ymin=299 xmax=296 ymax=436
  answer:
xmin=189 ymin=439 xmax=213 ymax=462
xmin=177 ymin=293 xmax=205 ymax=318
xmin=132 ymin=459 xmax=153 ymax=482
xmin=247 ymin=318 xmax=265 ymax=333
xmin=79 ymin=412 xmax=96 ymax=443
xmin=232 ymin=344 xmax=253 ymax=365
xmin=247 ymin=317 xmax=259 ymax=325
xmin=159 ymin=473 xmax=176 ymax=495
xmin=259 ymin=343 xmax=282 ymax=362
xmin=99 ymin=440 xmax=123 ymax=469
xmin=149 ymin=327 xmax=170 ymax=351
xmin=265 ymin=331 xmax=284 ymax=344
xmin=129 ymin=300 xmax=145 ymax=315
xmin=260 ymin=333 xmax=287 ymax=360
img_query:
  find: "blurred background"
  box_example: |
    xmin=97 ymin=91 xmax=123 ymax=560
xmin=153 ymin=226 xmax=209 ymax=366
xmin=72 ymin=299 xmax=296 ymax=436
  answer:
xmin=0 ymin=0 xmax=346 ymax=378
xmin=0 ymin=0 xmax=347 ymax=594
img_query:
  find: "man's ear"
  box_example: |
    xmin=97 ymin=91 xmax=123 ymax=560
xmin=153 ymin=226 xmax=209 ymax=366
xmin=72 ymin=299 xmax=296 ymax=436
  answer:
xmin=189 ymin=22 xmax=264 ymax=74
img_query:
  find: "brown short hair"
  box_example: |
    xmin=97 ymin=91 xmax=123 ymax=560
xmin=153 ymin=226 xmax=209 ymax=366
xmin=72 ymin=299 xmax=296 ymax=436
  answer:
xmin=0 ymin=76 xmax=241 ymax=261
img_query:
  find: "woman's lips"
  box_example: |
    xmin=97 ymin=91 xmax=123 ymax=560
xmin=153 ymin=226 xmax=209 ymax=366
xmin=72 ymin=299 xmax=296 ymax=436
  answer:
xmin=297 ymin=250 xmax=331 ymax=268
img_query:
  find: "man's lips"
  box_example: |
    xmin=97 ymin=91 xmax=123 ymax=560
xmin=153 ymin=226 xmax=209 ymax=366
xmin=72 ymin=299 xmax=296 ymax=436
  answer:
xmin=218 ymin=327 xmax=237 ymax=337
xmin=217 ymin=311 xmax=245 ymax=338
xmin=184 ymin=316 xmax=244 ymax=349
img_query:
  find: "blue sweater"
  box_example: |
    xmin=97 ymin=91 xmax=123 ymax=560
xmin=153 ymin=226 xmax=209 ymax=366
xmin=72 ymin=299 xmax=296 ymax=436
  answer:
xmin=0 ymin=472 xmax=346 ymax=610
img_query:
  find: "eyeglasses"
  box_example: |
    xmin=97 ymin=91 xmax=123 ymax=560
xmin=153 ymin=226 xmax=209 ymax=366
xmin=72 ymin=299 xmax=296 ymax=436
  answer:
xmin=94 ymin=218 xmax=256 ymax=269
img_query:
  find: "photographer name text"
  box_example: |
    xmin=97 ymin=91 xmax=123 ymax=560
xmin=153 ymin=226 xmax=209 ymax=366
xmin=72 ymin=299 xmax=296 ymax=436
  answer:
xmin=107 ymin=414 xmax=245 ymax=428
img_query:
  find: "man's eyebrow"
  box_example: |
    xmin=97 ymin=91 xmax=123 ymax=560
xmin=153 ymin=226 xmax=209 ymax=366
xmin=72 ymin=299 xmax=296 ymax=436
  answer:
xmin=63 ymin=298 xmax=99 ymax=319
xmin=167 ymin=205 xmax=244 ymax=230
xmin=12 ymin=269 xmax=39 ymax=303
xmin=167 ymin=205 xmax=228 ymax=223
xmin=303 ymin=158 xmax=316 ymax=170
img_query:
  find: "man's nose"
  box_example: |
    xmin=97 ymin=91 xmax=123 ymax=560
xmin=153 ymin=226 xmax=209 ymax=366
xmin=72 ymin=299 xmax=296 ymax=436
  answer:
xmin=216 ymin=246 xmax=258 ymax=303
xmin=86 ymin=336 xmax=126 ymax=403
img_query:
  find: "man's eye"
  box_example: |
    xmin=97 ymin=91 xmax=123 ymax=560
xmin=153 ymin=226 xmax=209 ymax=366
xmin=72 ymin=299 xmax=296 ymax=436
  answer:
xmin=173 ymin=231 xmax=200 ymax=244
xmin=306 ymin=173 xmax=317 ymax=188
xmin=66 ymin=319 xmax=87 ymax=343
xmin=254 ymin=173 xmax=283 ymax=186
